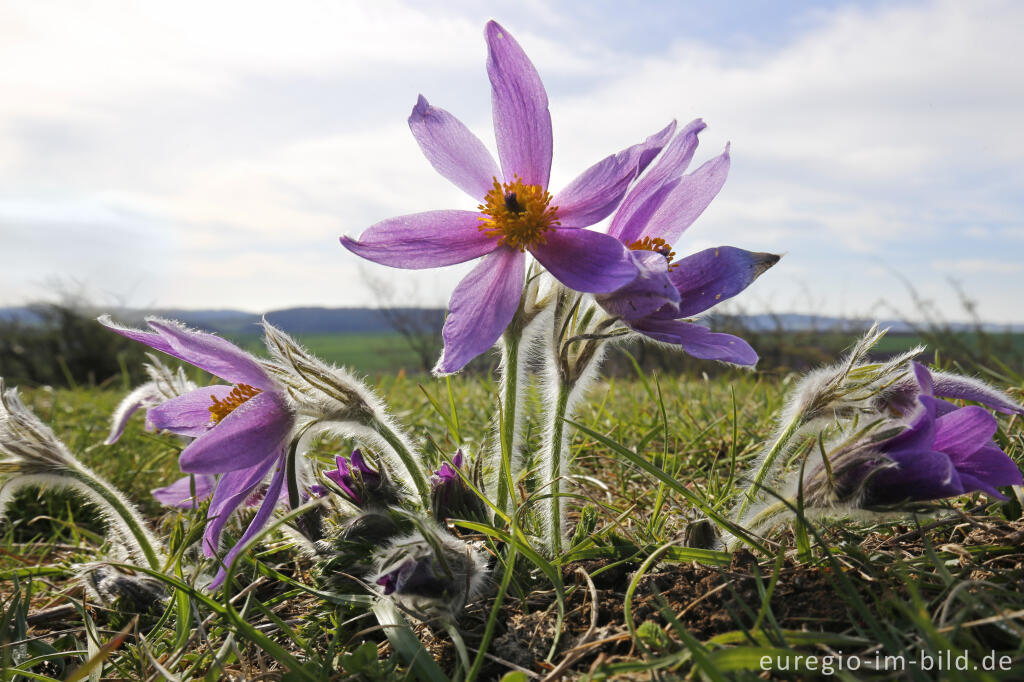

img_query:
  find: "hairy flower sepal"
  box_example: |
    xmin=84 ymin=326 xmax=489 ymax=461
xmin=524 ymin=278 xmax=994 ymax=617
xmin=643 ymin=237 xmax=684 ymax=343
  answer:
xmin=339 ymin=21 xmax=686 ymax=374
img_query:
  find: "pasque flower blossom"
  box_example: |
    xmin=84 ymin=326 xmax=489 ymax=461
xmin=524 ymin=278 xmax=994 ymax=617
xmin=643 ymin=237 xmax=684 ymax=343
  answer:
xmin=99 ymin=316 xmax=295 ymax=588
xmin=323 ymin=449 xmax=399 ymax=508
xmin=597 ymin=121 xmax=779 ymax=365
xmin=824 ymin=363 xmax=1023 ymax=506
xmin=341 ymin=21 xmax=672 ymax=373
xmin=430 ymin=450 xmax=486 ymax=524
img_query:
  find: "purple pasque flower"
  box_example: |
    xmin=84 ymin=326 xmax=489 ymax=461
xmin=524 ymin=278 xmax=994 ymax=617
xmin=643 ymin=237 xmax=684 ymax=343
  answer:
xmin=596 ymin=121 xmax=779 ymax=366
xmin=341 ymin=21 xmax=674 ymax=374
xmin=430 ymin=450 xmax=487 ymax=523
xmin=828 ymin=363 xmax=1022 ymax=507
xmin=322 ymin=449 xmax=395 ymax=507
xmin=99 ymin=316 xmax=295 ymax=589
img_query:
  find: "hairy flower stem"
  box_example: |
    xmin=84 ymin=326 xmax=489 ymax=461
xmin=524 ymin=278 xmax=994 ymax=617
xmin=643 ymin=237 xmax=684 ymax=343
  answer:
xmin=371 ymin=418 xmax=431 ymax=509
xmin=733 ymin=415 xmax=804 ymax=520
xmin=494 ymin=330 xmax=522 ymax=517
xmin=544 ymin=379 xmax=571 ymax=557
xmin=67 ymin=468 xmax=164 ymax=571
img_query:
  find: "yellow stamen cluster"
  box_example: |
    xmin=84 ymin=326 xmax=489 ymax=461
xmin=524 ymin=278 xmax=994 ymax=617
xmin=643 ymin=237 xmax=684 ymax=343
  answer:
xmin=209 ymin=384 xmax=262 ymax=424
xmin=628 ymin=236 xmax=677 ymax=270
xmin=477 ymin=176 xmax=559 ymax=251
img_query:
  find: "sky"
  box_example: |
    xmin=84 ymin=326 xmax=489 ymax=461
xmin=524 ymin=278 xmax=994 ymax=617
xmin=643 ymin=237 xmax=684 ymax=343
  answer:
xmin=1 ymin=0 xmax=1022 ymax=323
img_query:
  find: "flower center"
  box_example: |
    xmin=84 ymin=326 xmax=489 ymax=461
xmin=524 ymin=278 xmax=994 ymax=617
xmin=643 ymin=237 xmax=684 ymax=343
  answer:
xmin=478 ymin=176 xmax=559 ymax=251
xmin=209 ymin=384 xmax=261 ymax=424
xmin=628 ymin=236 xmax=677 ymax=270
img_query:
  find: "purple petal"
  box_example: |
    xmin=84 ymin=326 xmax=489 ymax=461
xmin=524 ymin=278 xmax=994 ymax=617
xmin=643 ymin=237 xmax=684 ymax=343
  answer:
xmin=608 ymin=119 xmax=705 ymax=243
xmin=865 ymin=449 xmax=964 ymax=505
xmin=351 ymin=449 xmax=372 ymax=476
xmin=912 ymin=362 xmax=934 ymax=397
xmin=638 ymin=145 xmax=731 ymax=246
xmin=105 ymin=383 xmax=156 ymax=444
xmin=207 ymin=462 xmax=286 ymax=590
xmin=632 ymin=319 xmax=758 ymax=366
xmin=146 ymin=319 xmax=272 ymax=390
xmin=554 ymin=122 xmax=677 ymax=229
xmin=596 ymin=251 xmax=679 ymax=321
xmin=324 ymin=454 xmax=359 ymax=503
xmin=409 ymin=95 xmax=501 ymax=199
xmin=98 ymin=315 xmax=188 ymax=362
xmin=636 ymin=121 xmax=678 ymax=178
xmin=152 ymin=474 xmax=216 ymax=509
xmin=435 ymin=248 xmax=524 ymax=374
xmin=334 ymin=453 xmax=351 ymax=478
xmin=179 ymin=390 xmax=293 ymax=474
xmin=933 ymin=406 xmax=997 ymax=459
xmin=203 ymin=455 xmax=278 ymax=557
xmin=435 ymin=462 xmax=458 ymax=482
xmin=530 ymin=229 xmax=638 ymax=294
xmin=340 ymin=210 xmax=496 ymax=269
xmin=931 ymin=371 xmax=1024 ymax=415
xmin=485 ymin=20 xmax=552 ymax=187
xmin=884 ymin=395 xmax=939 ymax=454
xmin=453 ymin=449 xmax=464 ymax=469
xmin=147 ymin=385 xmax=235 ymax=437
xmin=955 ymin=443 xmax=1023 ymax=495
xmin=669 ymin=247 xmax=781 ymax=318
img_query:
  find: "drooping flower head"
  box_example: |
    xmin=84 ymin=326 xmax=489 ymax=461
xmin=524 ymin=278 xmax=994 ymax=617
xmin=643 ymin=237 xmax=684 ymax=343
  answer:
xmin=372 ymin=524 xmax=489 ymax=621
xmin=99 ymin=316 xmax=296 ymax=589
xmin=341 ymin=21 xmax=680 ymax=373
xmin=806 ymin=363 xmax=1023 ymax=509
xmin=597 ymin=122 xmax=780 ymax=366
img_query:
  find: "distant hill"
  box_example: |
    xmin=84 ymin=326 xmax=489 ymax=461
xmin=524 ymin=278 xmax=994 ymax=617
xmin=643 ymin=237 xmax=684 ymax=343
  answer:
xmin=0 ymin=305 xmax=445 ymax=336
xmin=2 ymin=305 xmax=1022 ymax=335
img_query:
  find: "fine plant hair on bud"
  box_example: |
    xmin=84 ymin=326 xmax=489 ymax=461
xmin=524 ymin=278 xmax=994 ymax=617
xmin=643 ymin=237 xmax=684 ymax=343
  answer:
xmin=370 ymin=521 xmax=489 ymax=623
xmin=260 ymin=321 xmax=425 ymax=503
xmin=0 ymin=380 xmax=164 ymax=568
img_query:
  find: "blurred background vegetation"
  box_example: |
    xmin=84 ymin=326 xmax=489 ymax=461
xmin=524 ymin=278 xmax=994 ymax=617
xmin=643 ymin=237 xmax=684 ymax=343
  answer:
xmin=2 ymin=291 xmax=1022 ymax=390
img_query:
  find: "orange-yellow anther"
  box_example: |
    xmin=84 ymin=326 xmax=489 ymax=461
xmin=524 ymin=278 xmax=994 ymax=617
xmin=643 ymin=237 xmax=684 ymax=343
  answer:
xmin=628 ymin=236 xmax=677 ymax=270
xmin=209 ymin=384 xmax=262 ymax=424
xmin=478 ymin=175 xmax=559 ymax=251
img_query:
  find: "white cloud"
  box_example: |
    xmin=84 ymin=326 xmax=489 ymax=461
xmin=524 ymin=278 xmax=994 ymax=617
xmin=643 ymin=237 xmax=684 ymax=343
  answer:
xmin=2 ymin=0 xmax=1022 ymax=322
xmin=931 ymin=259 xmax=1023 ymax=274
